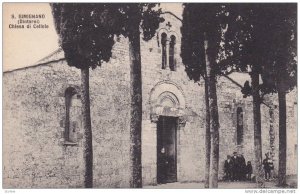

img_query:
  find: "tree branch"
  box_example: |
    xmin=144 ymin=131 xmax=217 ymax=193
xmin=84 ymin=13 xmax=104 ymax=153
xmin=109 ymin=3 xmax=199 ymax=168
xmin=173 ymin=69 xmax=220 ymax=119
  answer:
xmin=222 ymin=73 xmax=271 ymax=108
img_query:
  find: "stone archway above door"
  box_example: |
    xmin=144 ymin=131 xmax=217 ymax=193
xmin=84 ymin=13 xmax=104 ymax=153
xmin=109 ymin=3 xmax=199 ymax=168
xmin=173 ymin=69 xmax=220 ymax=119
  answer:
xmin=149 ymin=81 xmax=187 ymax=124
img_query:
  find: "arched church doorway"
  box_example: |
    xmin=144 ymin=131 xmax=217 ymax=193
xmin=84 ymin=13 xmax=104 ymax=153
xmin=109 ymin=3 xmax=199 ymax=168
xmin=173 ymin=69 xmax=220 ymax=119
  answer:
xmin=148 ymin=81 xmax=186 ymax=185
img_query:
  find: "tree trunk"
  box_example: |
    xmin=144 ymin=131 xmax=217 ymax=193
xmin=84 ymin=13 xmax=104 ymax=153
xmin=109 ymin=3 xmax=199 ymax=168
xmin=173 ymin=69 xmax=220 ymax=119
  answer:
xmin=251 ymin=68 xmax=263 ymax=183
xmin=81 ymin=68 xmax=93 ymax=188
xmin=128 ymin=29 xmax=143 ymax=188
xmin=208 ymin=74 xmax=220 ymax=188
xmin=204 ymin=33 xmax=220 ymax=188
xmin=278 ymin=83 xmax=287 ymax=187
xmin=204 ymin=73 xmax=211 ymax=188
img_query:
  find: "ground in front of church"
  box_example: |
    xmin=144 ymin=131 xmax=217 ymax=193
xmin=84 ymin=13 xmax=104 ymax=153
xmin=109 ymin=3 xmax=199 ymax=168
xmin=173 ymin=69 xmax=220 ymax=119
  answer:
xmin=144 ymin=175 xmax=297 ymax=189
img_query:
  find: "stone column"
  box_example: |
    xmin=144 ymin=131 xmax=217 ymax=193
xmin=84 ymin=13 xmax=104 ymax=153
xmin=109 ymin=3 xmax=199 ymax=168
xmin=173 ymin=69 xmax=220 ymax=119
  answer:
xmin=178 ymin=116 xmax=187 ymax=129
xmin=150 ymin=114 xmax=159 ymax=123
xmin=149 ymin=114 xmax=159 ymax=185
xmin=177 ymin=116 xmax=186 ymax=182
xmin=166 ymin=40 xmax=170 ymax=70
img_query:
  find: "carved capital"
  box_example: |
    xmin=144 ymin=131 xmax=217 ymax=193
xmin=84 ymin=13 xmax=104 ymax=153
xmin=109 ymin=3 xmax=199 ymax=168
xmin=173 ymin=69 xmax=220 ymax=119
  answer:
xmin=178 ymin=116 xmax=187 ymax=127
xmin=150 ymin=114 xmax=159 ymax=123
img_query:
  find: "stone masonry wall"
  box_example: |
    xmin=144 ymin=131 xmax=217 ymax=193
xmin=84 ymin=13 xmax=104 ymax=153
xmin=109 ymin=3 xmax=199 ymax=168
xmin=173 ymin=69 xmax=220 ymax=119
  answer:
xmin=286 ymin=90 xmax=297 ymax=175
xmin=216 ymin=75 xmax=297 ymax=179
xmin=3 ymin=37 xmax=132 ymax=188
xmin=216 ymin=76 xmax=255 ymax=178
xmin=140 ymin=13 xmax=205 ymax=184
xmin=3 ymin=59 xmax=84 ymax=188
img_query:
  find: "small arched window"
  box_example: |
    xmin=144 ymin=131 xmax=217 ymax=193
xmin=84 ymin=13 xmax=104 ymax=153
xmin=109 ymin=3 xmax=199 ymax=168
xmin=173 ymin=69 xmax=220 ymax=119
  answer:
xmin=237 ymin=107 xmax=243 ymax=145
xmin=161 ymin=33 xmax=167 ymax=69
xmin=169 ymin=35 xmax=176 ymax=71
xmin=65 ymin=87 xmax=80 ymax=143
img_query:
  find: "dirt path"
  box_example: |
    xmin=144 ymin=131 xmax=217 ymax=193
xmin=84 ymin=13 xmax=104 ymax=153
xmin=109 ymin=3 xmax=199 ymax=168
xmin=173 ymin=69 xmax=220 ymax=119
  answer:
xmin=143 ymin=178 xmax=297 ymax=189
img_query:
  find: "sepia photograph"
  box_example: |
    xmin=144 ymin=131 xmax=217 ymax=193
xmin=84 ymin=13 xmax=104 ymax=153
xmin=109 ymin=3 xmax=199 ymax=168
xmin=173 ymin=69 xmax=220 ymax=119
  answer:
xmin=2 ymin=2 xmax=298 ymax=190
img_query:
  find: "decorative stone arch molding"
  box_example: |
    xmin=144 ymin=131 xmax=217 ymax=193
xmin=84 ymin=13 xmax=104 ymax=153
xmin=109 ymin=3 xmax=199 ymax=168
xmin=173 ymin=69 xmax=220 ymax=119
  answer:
xmin=149 ymin=81 xmax=186 ymax=126
xmin=149 ymin=81 xmax=186 ymax=108
xmin=168 ymin=31 xmax=180 ymax=40
xmin=157 ymin=29 xmax=180 ymax=45
xmin=158 ymin=28 xmax=169 ymax=38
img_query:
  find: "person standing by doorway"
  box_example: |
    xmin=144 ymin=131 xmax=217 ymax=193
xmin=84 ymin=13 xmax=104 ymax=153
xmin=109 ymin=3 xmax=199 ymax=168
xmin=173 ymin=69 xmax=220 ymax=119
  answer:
xmin=157 ymin=147 xmax=168 ymax=183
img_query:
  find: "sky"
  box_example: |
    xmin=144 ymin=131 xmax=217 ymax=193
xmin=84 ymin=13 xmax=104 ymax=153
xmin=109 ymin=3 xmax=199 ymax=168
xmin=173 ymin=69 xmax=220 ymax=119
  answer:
xmin=3 ymin=3 xmax=183 ymax=72
xmin=3 ymin=3 xmax=60 ymax=71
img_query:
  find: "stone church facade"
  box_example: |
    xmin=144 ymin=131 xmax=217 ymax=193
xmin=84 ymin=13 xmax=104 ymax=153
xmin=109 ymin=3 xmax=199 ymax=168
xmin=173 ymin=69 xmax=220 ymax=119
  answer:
xmin=3 ymin=12 xmax=297 ymax=188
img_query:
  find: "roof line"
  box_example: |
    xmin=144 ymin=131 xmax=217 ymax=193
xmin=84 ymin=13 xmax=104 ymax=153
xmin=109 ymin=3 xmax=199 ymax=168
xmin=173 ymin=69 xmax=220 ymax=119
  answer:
xmin=161 ymin=11 xmax=182 ymax=22
xmin=36 ymin=48 xmax=63 ymax=63
xmin=223 ymin=74 xmax=243 ymax=89
xmin=4 ymin=47 xmax=63 ymax=73
xmin=3 ymin=58 xmax=66 ymax=74
xmin=222 ymin=74 xmax=271 ymax=108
